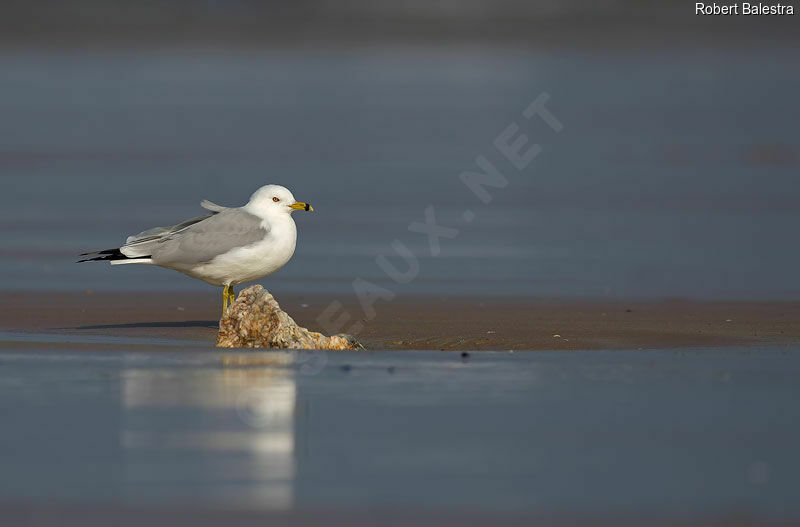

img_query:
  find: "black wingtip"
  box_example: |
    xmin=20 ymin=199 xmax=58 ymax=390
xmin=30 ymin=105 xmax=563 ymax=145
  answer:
xmin=77 ymin=248 xmax=126 ymax=263
xmin=77 ymin=248 xmax=150 ymax=263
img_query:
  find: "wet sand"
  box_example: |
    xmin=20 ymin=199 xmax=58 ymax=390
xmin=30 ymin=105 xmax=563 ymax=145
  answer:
xmin=3 ymin=501 xmax=793 ymax=527
xmin=2 ymin=346 xmax=799 ymax=523
xmin=4 ymin=291 xmax=800 ymax=350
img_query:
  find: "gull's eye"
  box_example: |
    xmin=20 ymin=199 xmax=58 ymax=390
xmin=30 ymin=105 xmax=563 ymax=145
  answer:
xmin=272 ymin=197 xmax=280 ymax=202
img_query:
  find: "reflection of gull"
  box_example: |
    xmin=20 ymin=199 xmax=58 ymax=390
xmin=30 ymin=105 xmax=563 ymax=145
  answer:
xmin=121 ymin=357 xmax=297 ymax=508
xmin=79 ymin=185 xmax=313 ymax=313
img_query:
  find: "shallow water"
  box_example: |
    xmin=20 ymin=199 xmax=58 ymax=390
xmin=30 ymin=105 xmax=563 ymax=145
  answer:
xmin=1 ymin=48 xmax=799 ymax=299
xmin=1 ymin=345 xmax=799 ymax=515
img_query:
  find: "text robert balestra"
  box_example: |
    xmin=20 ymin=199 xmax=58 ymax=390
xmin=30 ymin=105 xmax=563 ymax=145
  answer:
xmin=696 ymin=3 xmax=794 ymax=14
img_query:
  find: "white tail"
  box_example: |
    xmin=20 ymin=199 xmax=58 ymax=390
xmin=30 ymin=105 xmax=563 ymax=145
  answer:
xmin=110 ymin=258 xmax=153 ymax=266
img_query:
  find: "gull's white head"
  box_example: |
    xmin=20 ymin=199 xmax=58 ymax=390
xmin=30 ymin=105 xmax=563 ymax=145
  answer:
xmin=246 ymin=184 xmax=313 ymax=216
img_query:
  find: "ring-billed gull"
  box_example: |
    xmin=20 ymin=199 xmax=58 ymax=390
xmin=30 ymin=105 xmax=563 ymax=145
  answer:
xmin=79 ymin=184 xmax=313 ymax=313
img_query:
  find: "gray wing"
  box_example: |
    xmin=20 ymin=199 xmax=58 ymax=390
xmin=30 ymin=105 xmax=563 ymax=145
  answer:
xmin=148 ymin=209 xmax=269 ymax=266
xmin=122 ymin=200 xmax=231 ymax=254
xmin=124 ymin=215 xmax=213 ymax=247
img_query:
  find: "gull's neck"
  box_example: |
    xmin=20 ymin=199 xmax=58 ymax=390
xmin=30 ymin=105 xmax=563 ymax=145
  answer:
xmin=242 ymin=204 xmax=295 ymax=227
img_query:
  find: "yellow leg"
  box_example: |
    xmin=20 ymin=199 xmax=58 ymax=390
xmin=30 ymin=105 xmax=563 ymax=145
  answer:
xmin=228 ymin=286 xmax=236 ymax=306
xmin=222 ymin=285 xmax=230 ymax=315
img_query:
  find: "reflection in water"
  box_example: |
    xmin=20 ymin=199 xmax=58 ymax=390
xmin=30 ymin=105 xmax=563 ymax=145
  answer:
xmin=120 ymin=353 xmax=297 ymax=508
xmin=2 ymin=348 xmax=800 ymax=514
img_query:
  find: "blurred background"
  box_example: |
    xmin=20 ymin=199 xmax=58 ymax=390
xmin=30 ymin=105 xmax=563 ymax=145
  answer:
xmin=2 ymin=0 xmax=799 ymax=299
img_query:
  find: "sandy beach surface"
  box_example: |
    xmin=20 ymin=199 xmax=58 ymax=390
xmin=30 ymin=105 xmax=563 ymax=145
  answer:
xmin=3 ymin=502 xmax=796 ymax=527
xmin=3 ymin=290 xmax=800 ymax=351
xmin=3 ymin=292 xmax=800 ymax=526
xmin=2 ymin=343 xmax=799 ymax=525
